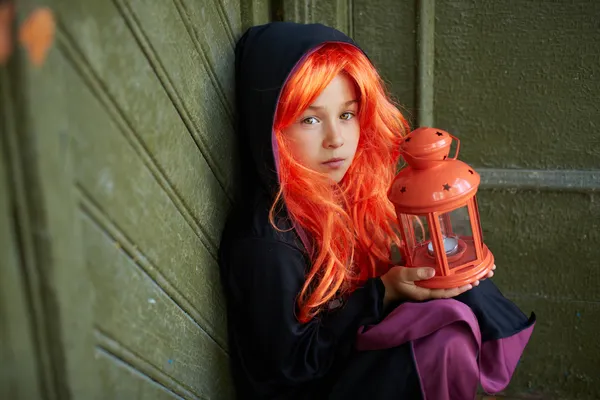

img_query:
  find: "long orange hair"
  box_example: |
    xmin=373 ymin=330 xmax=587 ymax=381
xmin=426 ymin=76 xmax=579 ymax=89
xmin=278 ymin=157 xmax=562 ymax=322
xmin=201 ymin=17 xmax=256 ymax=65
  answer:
xmin=271 ymin=42 xmax=409 ymax=323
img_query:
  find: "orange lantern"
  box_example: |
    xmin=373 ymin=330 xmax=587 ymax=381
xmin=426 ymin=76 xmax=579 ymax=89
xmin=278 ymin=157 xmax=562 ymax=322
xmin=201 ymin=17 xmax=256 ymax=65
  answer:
xmin=388 ymin=127 xmax=494 ymax=289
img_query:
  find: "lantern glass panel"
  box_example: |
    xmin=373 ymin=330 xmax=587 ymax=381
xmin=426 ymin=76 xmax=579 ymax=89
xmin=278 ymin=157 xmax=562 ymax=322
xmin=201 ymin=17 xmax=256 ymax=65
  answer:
xmin=406 ymin=215 xmax=437 ymax=269
xmin=412 ymin=215 xmax=430 ymax=245
xmin=399 ymin=214 xmax=415 ymax=249
xmin=434 ymin=206 xmax=478 ymax=269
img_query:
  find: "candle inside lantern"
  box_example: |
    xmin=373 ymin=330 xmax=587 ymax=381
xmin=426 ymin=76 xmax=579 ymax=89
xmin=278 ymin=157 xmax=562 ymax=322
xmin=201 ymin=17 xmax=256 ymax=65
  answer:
xmin=427 ymin=235 xmax=459 ymax=256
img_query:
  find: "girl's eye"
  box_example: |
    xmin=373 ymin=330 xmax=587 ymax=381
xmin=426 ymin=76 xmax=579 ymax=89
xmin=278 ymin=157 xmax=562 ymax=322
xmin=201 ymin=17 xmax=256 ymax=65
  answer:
xmin=302 ymin=117 xmax=319 ymax=125
xmin=340 ymin=112 xmax=355 ymax=120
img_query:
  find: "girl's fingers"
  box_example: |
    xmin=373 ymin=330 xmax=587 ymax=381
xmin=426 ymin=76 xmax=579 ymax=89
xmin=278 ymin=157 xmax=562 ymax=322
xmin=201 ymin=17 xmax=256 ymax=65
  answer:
xmin=455 ymin=284 xmax=473 ymax=296
xmin=399 ymin=266 xmax=434 ymax=283
xmin=428 ymin=284 xmax=472 ymax=299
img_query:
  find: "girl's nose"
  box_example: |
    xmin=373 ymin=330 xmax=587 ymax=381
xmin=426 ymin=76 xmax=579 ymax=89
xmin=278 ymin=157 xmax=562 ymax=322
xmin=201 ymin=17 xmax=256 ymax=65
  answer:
xmin=323 ymin=124 xmax=344 ymax=149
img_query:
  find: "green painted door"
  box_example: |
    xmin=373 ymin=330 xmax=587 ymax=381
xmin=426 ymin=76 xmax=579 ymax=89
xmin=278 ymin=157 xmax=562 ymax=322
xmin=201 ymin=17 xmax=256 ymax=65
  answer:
xmin=1 ymin=1 xmax=270 ymax=398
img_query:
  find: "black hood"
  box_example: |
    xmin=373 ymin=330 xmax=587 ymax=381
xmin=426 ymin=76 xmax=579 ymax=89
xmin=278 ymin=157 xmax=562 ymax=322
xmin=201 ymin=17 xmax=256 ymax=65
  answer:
xmin=234 ymin=22 xmax=358 ymax=197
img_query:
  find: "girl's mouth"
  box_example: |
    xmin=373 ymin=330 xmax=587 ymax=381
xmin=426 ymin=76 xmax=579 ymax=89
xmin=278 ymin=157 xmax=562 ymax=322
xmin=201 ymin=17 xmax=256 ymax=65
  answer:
xmin=322 ymin=158 xmax=345 ymax=169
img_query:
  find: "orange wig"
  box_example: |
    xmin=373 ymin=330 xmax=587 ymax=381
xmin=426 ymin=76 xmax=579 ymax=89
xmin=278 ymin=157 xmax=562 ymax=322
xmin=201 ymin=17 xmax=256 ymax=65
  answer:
xmin=271 ymin=42 xmax=409 ymax=323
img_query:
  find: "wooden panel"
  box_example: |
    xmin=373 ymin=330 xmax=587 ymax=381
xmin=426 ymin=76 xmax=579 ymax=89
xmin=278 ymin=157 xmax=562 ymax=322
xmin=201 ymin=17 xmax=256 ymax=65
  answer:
xmin=95 ymin=349 xmax=184 ymax=400
xmin=0 ymin=15 xmax=100 ymax=399
xmin=120 ymin=0 xmax=236 ymax=115
xmin=283 ymin=0 xmax=352 ymax=35
xmin=479 ymin=190 xmax=599 ymax=301
xmin=117 ymin=0 xmax=242 ymax=199
xmin=96 ymin=331 xmax=201 ymax=399
xmin=52 ymin=0 xmax=235 ymax=243
xmin=219 ymin=0 xmax=243 ymax=37
xmin=0 ymin=89 xmax=42 ymax=400
xmin=4 ymin=0 xmax=241 ymax=397
xmin=176 ymin=0 xmax=237 ymax=102
xmin=434 ymin=0 xmax=600 ymax=170
xmin=83 ymin=214 xmax=233 ymax=398
xmin=282 ymin=0 xmax=313 ymax=24
xmin=51 ymin=0 xmax=241 ymax=396
xmin=353 ymin=0 xmax=417 ymax=122
xmin=478 ymin=189 xmax=600 ymax=398
xmin=504 ymin=296 xmax=600 ymax=399
xmin=58 ymin=53 xmax=227 ymax=348
xmin=241 ymin=0 xmax=272 ymax=32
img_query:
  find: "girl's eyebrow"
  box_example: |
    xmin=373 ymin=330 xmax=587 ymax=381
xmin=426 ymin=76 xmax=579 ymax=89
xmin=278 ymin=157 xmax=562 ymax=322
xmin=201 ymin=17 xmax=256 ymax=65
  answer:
xmin=307 ymin=99 xmax=358 ymax=110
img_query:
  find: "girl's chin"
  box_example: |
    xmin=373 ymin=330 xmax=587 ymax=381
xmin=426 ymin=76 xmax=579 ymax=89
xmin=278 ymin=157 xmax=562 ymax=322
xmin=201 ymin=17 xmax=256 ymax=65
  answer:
xmin=326 ymin=170 xmax=348 ymax=184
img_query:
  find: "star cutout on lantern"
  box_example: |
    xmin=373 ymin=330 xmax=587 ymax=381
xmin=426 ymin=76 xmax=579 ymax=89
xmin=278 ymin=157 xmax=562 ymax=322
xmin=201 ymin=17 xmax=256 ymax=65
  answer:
xmin=436 ymin=131 xmax=444 ymax=136
xmin=443 ymin=183 xmax=451 ymax=191
xmin=400 ymin=186 xmax=406 ymax=193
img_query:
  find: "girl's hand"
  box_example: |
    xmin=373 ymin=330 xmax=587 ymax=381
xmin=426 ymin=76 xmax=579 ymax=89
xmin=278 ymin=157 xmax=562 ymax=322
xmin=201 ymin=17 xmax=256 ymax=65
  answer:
xmin=380 ymin=265 xmax=496 ymax=305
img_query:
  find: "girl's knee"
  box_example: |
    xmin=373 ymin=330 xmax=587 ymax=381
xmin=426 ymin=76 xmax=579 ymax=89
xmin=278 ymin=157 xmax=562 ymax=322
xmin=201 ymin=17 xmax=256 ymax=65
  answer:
xmin=439 ymin=328 xmax=479 ymax=374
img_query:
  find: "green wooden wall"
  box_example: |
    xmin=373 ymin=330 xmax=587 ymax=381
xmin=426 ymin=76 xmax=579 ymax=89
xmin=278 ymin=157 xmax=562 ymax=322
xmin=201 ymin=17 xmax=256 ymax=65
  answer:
xmin=1 ymin=0 xmax=599 ymax=399
xmin=1 ymin=0 xmax=272 ymax=398
xmin=281 ymin=0 xmax=600 ymax=398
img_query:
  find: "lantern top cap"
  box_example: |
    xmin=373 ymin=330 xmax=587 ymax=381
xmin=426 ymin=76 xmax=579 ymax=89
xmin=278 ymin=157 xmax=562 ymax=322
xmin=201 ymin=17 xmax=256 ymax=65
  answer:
xmin=400 ymin=127 xmax=456 ymax=169
xmin=389 ymin=127 xmax=481 ymax=214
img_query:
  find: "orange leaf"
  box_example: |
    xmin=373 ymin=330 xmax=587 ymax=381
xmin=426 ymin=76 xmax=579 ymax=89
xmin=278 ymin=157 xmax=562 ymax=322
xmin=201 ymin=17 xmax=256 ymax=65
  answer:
xmin=0 ymin=2 xmax=15 ymax=65
xmin=19 ymin=7 xmax=55 ymax=67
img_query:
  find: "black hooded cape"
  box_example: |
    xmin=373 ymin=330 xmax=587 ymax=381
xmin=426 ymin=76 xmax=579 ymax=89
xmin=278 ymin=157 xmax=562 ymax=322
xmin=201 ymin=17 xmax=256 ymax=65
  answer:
xmin=218 ymin=21 xmax=534 ymax=400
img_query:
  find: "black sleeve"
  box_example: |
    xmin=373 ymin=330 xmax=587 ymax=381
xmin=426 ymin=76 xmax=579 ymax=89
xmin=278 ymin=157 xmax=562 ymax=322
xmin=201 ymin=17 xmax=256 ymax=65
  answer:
xmin=223 ymin=237 xmax=386 ymax=385
xmin=453 ymin=279 xmax=536 ymax=342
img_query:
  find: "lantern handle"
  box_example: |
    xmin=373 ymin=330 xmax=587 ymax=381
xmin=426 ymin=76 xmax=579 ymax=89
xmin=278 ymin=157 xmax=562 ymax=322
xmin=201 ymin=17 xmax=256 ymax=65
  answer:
xmin=400 ymin=133 xmax=461 ymax=161
xmin=447 ymin=134 xmax=460 ymax=160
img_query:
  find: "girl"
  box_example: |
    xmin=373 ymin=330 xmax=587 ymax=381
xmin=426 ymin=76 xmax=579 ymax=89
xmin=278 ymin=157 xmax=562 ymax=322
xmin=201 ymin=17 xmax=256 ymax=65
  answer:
xmin=219 ymin=21 xmax=535 ymax=399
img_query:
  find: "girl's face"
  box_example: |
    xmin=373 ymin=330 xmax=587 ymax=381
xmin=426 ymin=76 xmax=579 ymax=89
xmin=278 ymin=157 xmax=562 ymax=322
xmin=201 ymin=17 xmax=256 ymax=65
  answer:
xmin=282 ymin=73 xmax=360 ymax=183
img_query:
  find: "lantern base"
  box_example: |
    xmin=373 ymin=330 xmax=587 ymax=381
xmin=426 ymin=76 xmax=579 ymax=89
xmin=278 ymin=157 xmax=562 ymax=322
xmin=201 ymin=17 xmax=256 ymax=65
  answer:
xmin=415 ymin=244 xmax=495 ymax=289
